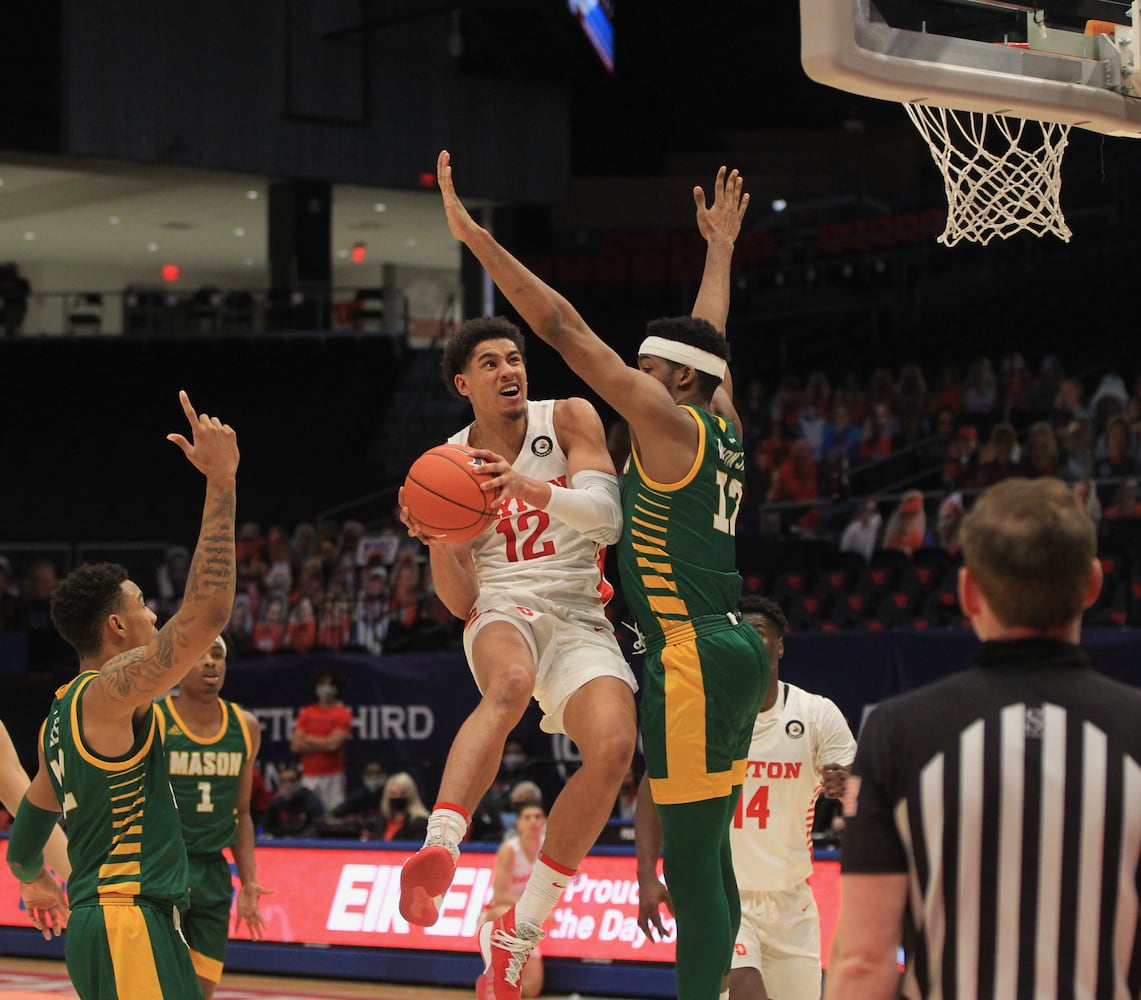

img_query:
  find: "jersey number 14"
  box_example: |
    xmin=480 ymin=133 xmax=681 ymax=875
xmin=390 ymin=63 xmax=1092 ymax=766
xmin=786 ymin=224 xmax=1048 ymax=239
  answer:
xmin=733 ymin=785 xmax=770 ymax=829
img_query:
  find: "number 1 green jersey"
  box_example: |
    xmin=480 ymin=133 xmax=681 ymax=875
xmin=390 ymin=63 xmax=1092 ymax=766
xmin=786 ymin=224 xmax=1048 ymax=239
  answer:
xmin=155 ymin=696 xmax=253 ymax=856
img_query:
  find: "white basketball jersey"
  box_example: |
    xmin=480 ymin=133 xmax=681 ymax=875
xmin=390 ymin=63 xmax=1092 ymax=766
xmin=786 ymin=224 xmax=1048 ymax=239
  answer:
xmin=448 ymin=399 xmax=613 ymax=612
xmin=730 ymin=682 xmax=856 ymax=892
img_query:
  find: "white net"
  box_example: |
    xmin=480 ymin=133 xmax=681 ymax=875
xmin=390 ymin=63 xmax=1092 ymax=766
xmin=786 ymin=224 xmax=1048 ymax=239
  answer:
xmin=904 ymin=104 xmax=1073 ymax=246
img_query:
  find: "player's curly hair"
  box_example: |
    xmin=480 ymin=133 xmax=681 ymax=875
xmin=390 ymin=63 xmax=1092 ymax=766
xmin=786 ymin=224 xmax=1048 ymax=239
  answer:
xmin=441 ymin=317 xmax=527 ymax=400
xmin=642 ymin=316 xmax=730 ymax=402
xmin=50 ymin=562 xmax=129 ymax=657
xmin=738 ymin=595 xmax=787 ymax=636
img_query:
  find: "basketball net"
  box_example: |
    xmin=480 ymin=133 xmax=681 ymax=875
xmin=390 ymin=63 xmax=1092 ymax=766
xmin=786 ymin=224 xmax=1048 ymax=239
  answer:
xmin=904 ymin=103 xmax=1073 ymax=246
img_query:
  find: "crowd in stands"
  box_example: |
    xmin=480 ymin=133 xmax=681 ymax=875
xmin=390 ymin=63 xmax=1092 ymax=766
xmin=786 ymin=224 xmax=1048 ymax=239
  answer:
xmin=736 ymin=355 xmax=1141 ymax=532
xmin=5 ymin=353 xmax=1141 ymax=662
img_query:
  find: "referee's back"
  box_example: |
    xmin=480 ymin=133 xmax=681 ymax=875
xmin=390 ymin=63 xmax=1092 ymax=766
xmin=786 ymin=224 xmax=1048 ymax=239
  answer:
xmin=830 ymin=478 xmax=1141 ymax=1000
xmin=849 ymin=642 xmax=1141 ymax=1000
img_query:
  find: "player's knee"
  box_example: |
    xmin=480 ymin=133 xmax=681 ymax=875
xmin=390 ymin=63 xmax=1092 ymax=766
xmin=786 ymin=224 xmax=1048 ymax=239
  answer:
xmin=480 ymin=664 xmax=534 ymax=714
xmin=580 ymin=726 xmax=636 ymax=781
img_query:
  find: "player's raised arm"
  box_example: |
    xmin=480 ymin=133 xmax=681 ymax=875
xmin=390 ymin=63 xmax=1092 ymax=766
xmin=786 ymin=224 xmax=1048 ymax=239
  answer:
xmin=93 ymin=390 xmax=237 ymax=713
xmin=437 ymin=150 xmax=685 ymax=439
xmin=690 ymin=166 xmax=749 ymax=428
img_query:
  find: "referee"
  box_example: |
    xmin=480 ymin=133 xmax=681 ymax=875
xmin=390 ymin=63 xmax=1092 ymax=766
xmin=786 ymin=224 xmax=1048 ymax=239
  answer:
xmin=826 ymin=477 xmax=1141 ymax=1000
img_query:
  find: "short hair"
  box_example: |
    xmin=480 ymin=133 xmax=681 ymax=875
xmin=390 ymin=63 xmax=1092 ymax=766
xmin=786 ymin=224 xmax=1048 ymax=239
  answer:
xmin=642 ymin=316 xmax=730 ymax=402
xmin=313 ymin=670 xmax=341 ymax=694
xmin=960 ymin=477 xmax=1096 ymax=630
xmin=738 ymin=595 xmax=788 ymax=637
xmin=50 ymin=563 xmax=130 ymax=657
xmin=441 ymin=317 xmax=527 ymax=399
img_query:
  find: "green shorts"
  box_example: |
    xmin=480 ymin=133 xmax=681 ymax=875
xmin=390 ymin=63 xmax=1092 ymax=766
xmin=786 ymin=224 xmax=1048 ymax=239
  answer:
xmin=66 ymin=900 xmax=201 ymax=999
xmin=641 ymin=615 xmax=767 ymax=805
xmin=182 ymin=852 xmax=235 ymax=983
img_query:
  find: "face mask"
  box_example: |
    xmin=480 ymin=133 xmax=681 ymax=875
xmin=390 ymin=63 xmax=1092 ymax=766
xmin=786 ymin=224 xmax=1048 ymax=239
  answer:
xmin=363 ymin=778 xmax=384 ymax=793
xmin=502 ymin=754 xmax=525 ymax=771
xmin=388 ymin=796 xmax=408 ymax=812
xmin=315 ymin=684 xmax=336 ymax=699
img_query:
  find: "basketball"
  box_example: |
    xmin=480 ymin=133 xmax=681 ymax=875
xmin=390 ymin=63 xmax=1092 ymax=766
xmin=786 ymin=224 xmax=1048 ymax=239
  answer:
xmin=403 ymin=444 xmax=498 ymax=542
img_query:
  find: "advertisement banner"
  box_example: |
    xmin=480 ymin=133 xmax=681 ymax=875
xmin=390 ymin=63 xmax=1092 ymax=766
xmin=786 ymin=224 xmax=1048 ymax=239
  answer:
xmin=0 ymin=841 xmax=842 ymax=965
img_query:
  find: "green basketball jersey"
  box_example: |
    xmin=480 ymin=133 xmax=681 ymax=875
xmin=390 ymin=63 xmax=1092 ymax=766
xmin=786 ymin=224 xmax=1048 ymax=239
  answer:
xmin=619 ymin=404 xmax=746 ymax=646
xmin=40 ymin=671 xmax=189 ymax=908
xmin=156 ymin=696 xmax=252 ymax=855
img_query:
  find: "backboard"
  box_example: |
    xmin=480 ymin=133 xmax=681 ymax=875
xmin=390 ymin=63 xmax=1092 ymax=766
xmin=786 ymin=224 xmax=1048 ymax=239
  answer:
xmin=800 ymin=0 xmax=1141 ymax=136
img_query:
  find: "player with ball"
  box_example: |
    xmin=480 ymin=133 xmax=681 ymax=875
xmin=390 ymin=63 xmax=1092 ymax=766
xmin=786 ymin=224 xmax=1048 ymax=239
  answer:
xmin=398 ymin=304 xmax=637 ymax=999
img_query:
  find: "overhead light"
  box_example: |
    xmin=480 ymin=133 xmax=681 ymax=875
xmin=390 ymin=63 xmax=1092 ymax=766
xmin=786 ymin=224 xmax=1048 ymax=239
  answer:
xmin=147 ymin=242 xmax=159 ymax=252
xmin=246 ymin=190 xmax=259 ymax=200
xmin=108 ymin=215 xmax=121 ymax=225
xmin=23 ymin=231 xmax=34 ymax=240
xmin=373 ymin=202 xmax=387 ymax=213
xmin=405 ymin=238 xmax=417 ymax=247
xmin=233 ymin=227 xmax=246 ymax=237
xmin=772 ymin=198 xmax=788 ymax=212
xmin=243 ymin=257 xmax=254 ymax=267
xmin=337 ymin=249 xmax=349 ymax=259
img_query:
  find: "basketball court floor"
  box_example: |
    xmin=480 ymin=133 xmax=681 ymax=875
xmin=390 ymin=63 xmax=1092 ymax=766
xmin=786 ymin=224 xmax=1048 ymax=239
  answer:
xmin=0 ymin=957 xmax=637 ymax=1000
xmin=0 ymin=959 xmax=460 ymax=1000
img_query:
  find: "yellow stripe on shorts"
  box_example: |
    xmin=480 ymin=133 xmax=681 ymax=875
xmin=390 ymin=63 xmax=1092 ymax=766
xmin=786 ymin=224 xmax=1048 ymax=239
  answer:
xmin=649 ymin=641 xmax=739 ymax=805
xmin=104 ymin=905 xmax=164 ymax=998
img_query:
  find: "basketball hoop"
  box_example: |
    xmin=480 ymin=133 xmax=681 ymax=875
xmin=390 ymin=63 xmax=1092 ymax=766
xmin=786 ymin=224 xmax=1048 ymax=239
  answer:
xmin=904 ymin=103 xmax=1073 ymax=246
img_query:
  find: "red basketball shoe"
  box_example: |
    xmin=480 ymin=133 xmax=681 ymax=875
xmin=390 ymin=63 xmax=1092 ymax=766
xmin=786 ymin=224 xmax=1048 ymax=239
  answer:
xmin=475 ymin=906 xmax=544 ymax=1000
xmin=398 ymin=843 xmax=456 ymax=926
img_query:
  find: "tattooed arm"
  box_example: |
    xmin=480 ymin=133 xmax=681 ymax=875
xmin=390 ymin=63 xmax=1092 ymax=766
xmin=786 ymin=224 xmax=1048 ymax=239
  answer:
xmin=92 ymin=391 xmax=239 ymax=717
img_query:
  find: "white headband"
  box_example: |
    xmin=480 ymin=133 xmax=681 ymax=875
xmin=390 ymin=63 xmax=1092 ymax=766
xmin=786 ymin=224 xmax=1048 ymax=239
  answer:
xmin=215 ymin=635 xmax=227 ymax=657
xmin=638 ymin=336 xmax=727 ymax=379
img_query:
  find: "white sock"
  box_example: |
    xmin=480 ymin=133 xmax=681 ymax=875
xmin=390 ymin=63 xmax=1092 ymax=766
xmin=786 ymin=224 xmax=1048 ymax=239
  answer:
xmin=425 ymin=806 xmax=468 ymax=859
xmin=515 ymin=853 xmax=574 ymax=931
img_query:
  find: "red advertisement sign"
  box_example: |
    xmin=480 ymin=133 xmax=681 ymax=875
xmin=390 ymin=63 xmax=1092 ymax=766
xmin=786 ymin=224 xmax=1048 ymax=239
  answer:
xmin=0 ymin=842 xmax=842 ymax=965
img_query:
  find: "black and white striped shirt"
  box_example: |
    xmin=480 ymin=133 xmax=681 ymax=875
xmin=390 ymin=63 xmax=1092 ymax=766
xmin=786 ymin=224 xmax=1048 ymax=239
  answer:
xmin=843 ymin=639 xmax=1141 ymax=1000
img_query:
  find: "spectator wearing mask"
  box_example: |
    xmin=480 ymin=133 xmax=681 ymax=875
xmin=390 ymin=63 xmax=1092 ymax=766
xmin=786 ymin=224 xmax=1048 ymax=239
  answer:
xmin=290 ymin=671 xmax=352 ymax=813
xmin=380 ymin=772 xmax=430 ymax=841
xmin=329 ymin=760 xmax=388 ymax=837
xmin=264 ymin=766 xmax=324 ymax=838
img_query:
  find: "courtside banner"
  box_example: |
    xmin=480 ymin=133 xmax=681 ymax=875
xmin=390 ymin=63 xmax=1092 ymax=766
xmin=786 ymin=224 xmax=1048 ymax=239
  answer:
xmin=0 ymin=840 xmax=842 ymax=964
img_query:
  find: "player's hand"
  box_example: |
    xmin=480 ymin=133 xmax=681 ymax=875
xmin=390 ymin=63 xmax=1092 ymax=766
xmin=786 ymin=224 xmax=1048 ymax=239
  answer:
xmin=20 ymin=868 xmax=69 ymax=940
xmin=818 ymin=762 xmax=849 ymax=799
xmin=693 ymin=165 xmax=749 ymax=247
xmin=636 ymin=877 xmax=675 ymax=943
xmin=235 ymin=881 xmax=274 ymax=941
xmin=464 ymin=448 xmax=521 ymax=507
xmin=438 ymin=150 xmax=480 ymax=243
xmin=397 ymin=485 xmax=448 ymax=543
xmin=166 ymin=390 xmax=240 ymax=483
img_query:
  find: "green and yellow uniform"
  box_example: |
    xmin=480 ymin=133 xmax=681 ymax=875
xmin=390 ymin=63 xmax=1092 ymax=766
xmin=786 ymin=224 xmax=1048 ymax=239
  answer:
xmin=619 ymin=403 xmax=768 ymax=1000
xmin=620 ymin=404 xmax=768 ymax=804
xmin=156 ymin=695 xmax=253 ymax=985
xmin=42 ymin=671 xmax=199 ymax=999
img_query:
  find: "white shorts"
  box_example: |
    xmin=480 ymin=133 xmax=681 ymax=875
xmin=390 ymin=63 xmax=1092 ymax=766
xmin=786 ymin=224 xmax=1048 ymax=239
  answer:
xmin=463 ymin=595 xmax=636 ymax=735
xmin=732 ymin=881 xmax=822 ymax=999
xmin=301 ymin=772 xmax=345 ymax=814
